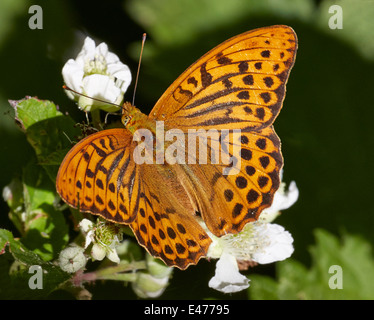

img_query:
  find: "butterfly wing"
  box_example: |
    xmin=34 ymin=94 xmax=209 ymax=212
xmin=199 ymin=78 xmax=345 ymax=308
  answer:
xmin=129 ymin=162 xmax=212 ymax=269
xmin=150 ymin=25 xmax=297 ymax=130
xmin=149 ymin=25 xmax=297 ymax=236
xmin=56 ymin=128 xmax=212 ymax=269
xmin=175 ymin=126 xmax=283 ymax=237
xmin=56 ymin=129 xmax=140 ymax=224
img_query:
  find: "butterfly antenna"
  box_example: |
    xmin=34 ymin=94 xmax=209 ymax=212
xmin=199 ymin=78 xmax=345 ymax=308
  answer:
xmin=62 ymin=85 xmax=122 ymax=109
xmin=132 ymin=33 xmax=147 ymax=106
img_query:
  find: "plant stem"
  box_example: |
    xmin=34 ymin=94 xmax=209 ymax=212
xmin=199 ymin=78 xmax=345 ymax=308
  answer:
xmin=90 ymin=109 xmax=102 ymax=130
xmin=74 ymin=260 xmax=147 ymax=284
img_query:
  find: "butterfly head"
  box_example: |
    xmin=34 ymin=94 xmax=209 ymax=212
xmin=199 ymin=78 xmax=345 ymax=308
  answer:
xmin=121 ymin=101 xmax=148 ymax=133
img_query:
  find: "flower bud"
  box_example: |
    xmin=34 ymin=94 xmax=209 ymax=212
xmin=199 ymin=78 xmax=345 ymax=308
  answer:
xmin=132 ymin=272 xmax=170 ymax=299
xmin=146 ymin=253 xmax=173 ymax=279
xmin=58 ymin=246 xmax=86 ymax=273
xmin=132 ymin=254 xmax=173 ymax=298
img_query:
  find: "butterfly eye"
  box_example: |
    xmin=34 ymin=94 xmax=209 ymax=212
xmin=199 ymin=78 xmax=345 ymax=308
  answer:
xmin=121 ymin=115 xmax=132 ymax=126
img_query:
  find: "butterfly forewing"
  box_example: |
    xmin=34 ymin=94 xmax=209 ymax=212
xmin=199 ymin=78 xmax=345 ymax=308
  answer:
xmin=150 ymin=25 xmax=297 ymax=132
xmin=149 ymin=25 xmax=296 ymax=237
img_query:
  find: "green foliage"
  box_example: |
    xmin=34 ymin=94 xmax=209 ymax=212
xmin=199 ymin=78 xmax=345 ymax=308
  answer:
xmin=0 ymin=229 xmax=70 ymax=299
xmin=126 ymin=0 xmax=313 ymax=46
xmin=5 ymin=98 xmax=79 ymax=261
xmin=7 ymin=160 xmax=69 ymax=261
xmin=249 ymin=230 xmax=374 ymax=300
xmin=1 ymin=98 xmax=154 ymax=299
xmin=12 ymin=98 xmax=80 ymax=179
xmin=0 ymin=98 xmax=77 ymax=298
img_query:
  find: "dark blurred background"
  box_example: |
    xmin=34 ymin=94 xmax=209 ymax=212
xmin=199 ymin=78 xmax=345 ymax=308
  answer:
xmin=0 ymin=0 xmax=373 ymax=299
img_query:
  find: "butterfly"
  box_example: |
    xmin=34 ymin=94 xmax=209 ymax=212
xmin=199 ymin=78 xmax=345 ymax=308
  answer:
xmin=56 ymin=25 xmax=297 ymax=269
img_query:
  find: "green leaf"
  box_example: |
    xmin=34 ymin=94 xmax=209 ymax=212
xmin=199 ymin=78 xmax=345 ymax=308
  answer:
xmin=0 ymin=229 xmax=71 ymax=299
xmin=13 ymin=97 xmax=62 ymax=130
xmin=23 ymin=159 xmax=69 ymax=260
xmin=4 ymin=97 xmax=78 ymax=261
xmin=309 ymin=230 xmax=374 ymax=299
xmin=248 ymin=275 xmax=278 ymax=300
xmin=249 ymin=230 xmax=374 ymax=300
xmin=10 ymin=97 xmax=80 ymax=180
xmin=4 ymin=158 xmax=69 ymax=261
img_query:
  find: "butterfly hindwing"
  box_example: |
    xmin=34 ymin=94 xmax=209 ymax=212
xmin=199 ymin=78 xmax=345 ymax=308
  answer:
xmin=129 ymin=163 xmax=212 ymax=269
xmin=189 ymin=126 xmax=282 ymax=236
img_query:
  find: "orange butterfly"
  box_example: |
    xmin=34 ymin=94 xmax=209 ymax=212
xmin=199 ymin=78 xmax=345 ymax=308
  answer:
xmin=56 ymin=25 xmax=297 ymax=269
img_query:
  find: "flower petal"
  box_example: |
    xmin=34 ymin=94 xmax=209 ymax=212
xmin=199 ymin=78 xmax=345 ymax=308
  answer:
xmin=79 ymin=218 xmax=93 ymax=233
xmin=107 ymin=62 xmax=132 ymax=92
xmin=106 ymin=248 xmax=120 ymax=264
xmin=251 ymin=223 xmax=294 ymax=264
xmin=95 ymin=42 xmax=109 ymax=59
xmin=132 ymin=273 xmax=170 ymax=298
xmin=83 ymin=74 xmax=121 ymax=103
xmin=83 ymin=230 xmax=94 ymax=249
xmin=91 ymin=243 xmax=106 ymax=261
xmin=104 ymin=51 xmax=121 ymax=65
xmin=80 ymin=37 xmax=96 ymax=60
xmin=208 ymin=252 xmax=250 ymax=293
xmin=272 ymin=181 xmax=299 ymax=212
xmin=62 ymin=59 xmax=84 ymax=95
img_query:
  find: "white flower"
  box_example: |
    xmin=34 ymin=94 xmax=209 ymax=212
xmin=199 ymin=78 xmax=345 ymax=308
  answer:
xmin=78 ymin=218 xmax=122 ymax=264
xmin=207 ymin=179 xmax=298 ymax=294
xmin=62 ymin=37 xmax=131 ymax=112
xmin=207 ymin=222 xmax=294 ymax=293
